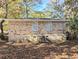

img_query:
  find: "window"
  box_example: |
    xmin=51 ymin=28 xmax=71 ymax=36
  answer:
xmin=44 ymin=22 xmax=53 ymax=32
xmin=32 ymin=23 xmax=38 ymax=32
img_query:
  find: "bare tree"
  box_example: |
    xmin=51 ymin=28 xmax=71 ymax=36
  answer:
xmin=5 ymin=0 xmax=8 ymax=18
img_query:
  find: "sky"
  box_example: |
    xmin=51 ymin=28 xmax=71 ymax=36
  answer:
xmin=32 ymin=0 xmax=50 ymax=11
xmin=32 ymin=0 xmax=64 ymax=12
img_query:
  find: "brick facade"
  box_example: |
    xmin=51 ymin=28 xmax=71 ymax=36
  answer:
xmin=8 ymin=19 xmax=68 ymax=42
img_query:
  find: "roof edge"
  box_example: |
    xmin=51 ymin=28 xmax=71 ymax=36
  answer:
xmin=0 ymin=18 xmax=69 ymax=22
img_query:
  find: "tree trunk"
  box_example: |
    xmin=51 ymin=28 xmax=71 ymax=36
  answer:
xmin=0 ymin=20 xmax=5 ymax=40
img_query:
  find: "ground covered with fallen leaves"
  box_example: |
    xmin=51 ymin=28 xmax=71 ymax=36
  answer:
xmin=0 ymin=40 xmax=78 ymax=59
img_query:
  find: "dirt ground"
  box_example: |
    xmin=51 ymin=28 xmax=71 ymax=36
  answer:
xmin=0 ymin=40 xmax=78 ymax=59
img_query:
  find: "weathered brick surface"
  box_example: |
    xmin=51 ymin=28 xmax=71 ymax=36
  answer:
xmin=9 ymin=21 xmax=65 ymax=41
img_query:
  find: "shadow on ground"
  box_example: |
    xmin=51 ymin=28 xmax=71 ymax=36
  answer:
xmin=0 ymin=40 xmax=78 ymax=59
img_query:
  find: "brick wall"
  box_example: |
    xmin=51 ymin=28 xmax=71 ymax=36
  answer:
xmin=8 ymin=20 xmax=66 ymax=41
